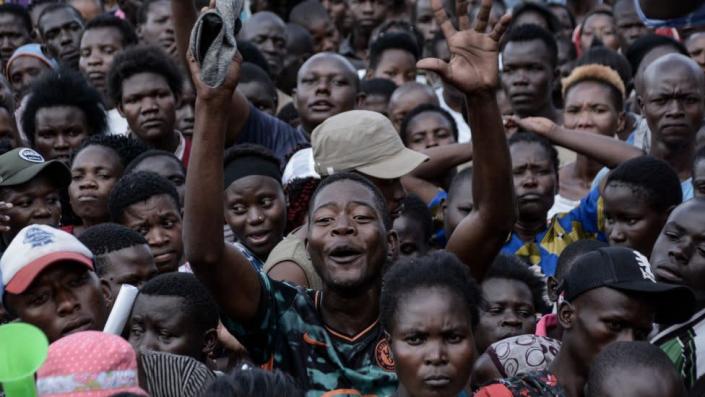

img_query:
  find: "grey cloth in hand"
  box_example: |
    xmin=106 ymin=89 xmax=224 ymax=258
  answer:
xmin=189 ymin=0 xmax=244 ymax=87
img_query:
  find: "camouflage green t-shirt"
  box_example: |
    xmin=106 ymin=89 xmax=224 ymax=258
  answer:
xmin=222 ymin=273 xmax=398 ymax=396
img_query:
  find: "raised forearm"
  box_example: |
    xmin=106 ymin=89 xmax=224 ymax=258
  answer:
xmin=547 ymin=126 xmax=643 ymax=168
xmin=170 ymin=0 xmax=198 ymax=70
xmin=410 ymin=143 xmax=473 ymax=181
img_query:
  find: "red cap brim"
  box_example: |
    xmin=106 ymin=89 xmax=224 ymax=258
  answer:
xmin=5 ymin=253 xmax=94 ymax=294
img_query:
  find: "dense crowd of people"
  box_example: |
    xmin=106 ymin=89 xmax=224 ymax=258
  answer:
xmin=0 ymin=0 xmax=705 ymax=396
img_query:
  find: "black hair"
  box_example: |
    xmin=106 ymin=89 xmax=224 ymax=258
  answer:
xmin=223 ymin=143 xmax=282 ymax=174
xmin=136 ymin=0 xmax=167 ymax=25
xmin=605 ymin=156 xmax=682 ymax=213
xmin=501 ymin=24 xmax=558 ymax=68
xmin=587 ymin=342 xmax=686 ymax=397
xmin=107 ymin=45 xmax=183 ymax=105
xmin=240 ymin=62 xmax=277 ymax=99
xmin=0 ymin=4 xmax=32 ymax=34
xmin=22 ymin=68 xmax=108 ymax=145
xmin=124 ymin=149 xmax=185 ymax=174
xmin=576 ymin=46 xmax=633 ymax=96
xmin=37 ymin=3 xmax=83 ymax=29
xmin=485 ymin=254 xmax=549 ymax=312
xmin=84 ymin=13 xmax=139 ymax=47
xmin=289 ymin=0 xmax=330 ymax=28
xmin=309 ymin=172 xmax=391 ymax=230
xmin=694 ymin=145 xmax=705 ymax=175
xmin=399 ymin=103 xmax=459 ymax=145
xmin=238 ymin=41 xmax=272 ymax=76
xmin=27 ymin=0 xmax=60 ymax=16
xmin=276 ymin=102 xmax=300 ymax=128
xmin=556 ymin=35 xmax=578 ymax=62
xmin=360 ymin=78 xmax=398 ymax=98
xmin=580 ymin=8 xmax=615 ymax=33
xmin=72 ymin=134 xmax=149 ymax=168
xmin=548 ymin=3 xmax=576 ymax=30
xmin=78 ymin=222 xmax=149 ymax=276
xmin=447 ymin=166 xmax=472 ymax=202
xmin=108 ymin=171 xmax=180 ymax=222
xmin=625 ymin=34 xmax=688 ymax=76
xmin=285 ymin=22 xmax=314 ymax=55
xmin=202 ymin=368 xmax=304 ymax=397
xmin=380 ymin=251 xmax=482 ymax=332
xmin=368 ymin=32 xmax=421 ymax=71
xmin=139 ymin=272 xmax=219 ymax=333
xmin=508 ymin=131 xmax=559 ymax=176
xmin=556 ymin=239 xmax=609 ymax=280
xmin=399 ymin=193 xmax=433 ymax=244
xmin=373 ymin=20 xmax=425 ymax=53
xmin=511 ymin=2 xmax=561 ymax=34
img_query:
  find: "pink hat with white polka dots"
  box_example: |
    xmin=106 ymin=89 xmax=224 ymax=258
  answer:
xmin=36 ymin=331 xmax=148 ymax=397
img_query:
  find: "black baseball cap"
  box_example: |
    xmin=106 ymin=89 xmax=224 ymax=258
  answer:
xmin=561 ymin=246 xmax=695 ymax=324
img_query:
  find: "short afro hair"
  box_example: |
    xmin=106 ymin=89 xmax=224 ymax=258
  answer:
xmin=107 ymin=45 xmax=183 ymax=106
xmin=508 ymin=131 xmax=559 ymax=177
xmin=310 ymin=172 xmax=391 ymax=230
xmin=605 ymin=156 xmax=682 ymax=213
xmin=37 ymin=3 xmax=83 ymax=30
xmin=399 ymin=103 xmax=459 ymax=146
xmin=79 ymin=223 xmax=149 ymax=276
xmin=368 ymin=32 xmax=421 ymax=71
xmin=22 ymin=68 xmax=108 ymax=145
xmin=0 ymin=4 xmax=31 ymax=34
xmin=485 ymin=254 xmax=549 ymax=313
xmin=575 ymin=46 xmax=633 ymax=93
xmin=511 ymin=2 xmax=561 ymax=34
xmin=238 ymin=41 xmax=271 ymax=76
xmin=501 ymin=24 xmax=558 ymax=68
xmin=84 ymin=13 xmax=139 ymax=47
xmin=556 ymin=239 xmax=608 ymax=281
xmin=72 ymin=134 xmax=149 ymax=168
xmin=562 ymin=64 xmax=625 ymax=111
xmin=139 ymin=272 xmax=219 ymax=333
xmin=108 ymin=171 xmax=180 ymax=222
xmin=224 ymin=143 xmax=281 ymax=170
xmin=380 ymin=251 xmax=482 ymax=332
xmin=360 ymin=78 xmax=398 ymax=98
xmin=124 ymin=149 xmax=185 ymax=174
xmin=587 ymin=341 xmax=686 ymax=396
xmin=399 ymin=193 xmax=433 ymax=245
xmin=240 ymin=62 xmax=277 ymax=99
xmin=136 ymin=0 xmax=168 ymax=25
xmin=624 ymin=34 xmax=688 ymax=76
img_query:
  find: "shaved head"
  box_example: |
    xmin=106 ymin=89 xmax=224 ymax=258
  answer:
xmin=642 ymin=53 xmax=705 ymax=93
xmin=297 ymin=52 xmax=359 ymax=88
xmin=241 ymin=11 xmax=286 ymax=34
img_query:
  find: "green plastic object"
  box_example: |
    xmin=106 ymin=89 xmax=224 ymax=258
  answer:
xmin=0 ymin=322 xmax=49 ymax=397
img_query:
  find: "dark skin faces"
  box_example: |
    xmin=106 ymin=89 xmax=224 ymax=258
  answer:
xmin=393 ymin=214 xmax=431 ymax=258
xmin=305 ymin=17 xmax=341 ymax=54
xmin=69 ymin=145 xmax=123 ymax=229
xmin=650 ymin=199 xmax=705 ymax=299
xmin=614 ymin=0 xmax=650 ymax=50
xmin=4 ymin=262 xmax=110 ymax=343
xmin=175 ymin=79 xmax=195 ymax=136
xmin=224 ymin=175 xmax=286 ymax=260
xmin=602 ymin=182 xmax=669 ymax=258
xmin=38 ymin=7 xmax=84 ymax=70
xmin=0 ymin=174 xmax=62 ymax=246
xmin=240 ymin=12 xmax=287 ymax=79
xmin=390 ymin=287 xmax=475 ymax=397
xmin=120 ymin=194 xmax=183 ymax=274
xmin=510 ymin=141 xmax=557 ymax=241
xmin=99 ymin=244 xmax=158 ymax=302
xmin=0 ymin=13 xmax=30 ymax=68
xmin=388 ymin=85 xmax=439 ymax=131
xmin=686 ymin=33 xmax=705 ymax=75
xmin=579 ymin=13 xmax=620 ymax=52
xmin=0 ymin=107 xmax=18 ymax=146
xmin=138 ymin=0 xmax=177 ymax=59
xmin=501 ymin=39 xmax=560 ymax=122
xmin=640 ymin=55 xmax=705 ymax=181
xmin=367 ymin=49 xmax=417 ymax=87
xmin=128 ymin=294 xmax=216 ymax=362
xmin=694 ymin=158 xmax=705 ymax=199
xmin=33 ymin=105 xmax=90 ymax=163
xmin=8 ymin=56 xmax=52 ymax=100
xmin=237 ymin=81 xmax=277 ymax=115
xmin=117 ymin=72 xmax=180 ymax=153
xmin=414 ymin=0 xmax=440 ymax=44
xmin=365 ymin=175 xmax=406 ymax=221
xmin=358 ymin=93 xmax=390 ymax=116
xmin=475 ymin=278 xmax=536 ymax=354
xmin=443 ymin=175 xmax=472 ymax=239
xmin=294 ymin=54 xmax=359 ymax=134
xmin=551 ymin=287 xmax=654 ymax=397
xmin=79 ymin=26 xmax=125 ymax=105
xmin=404 ymin=111 xmax=456 ymax=152
xmin=130 ymin=155 xmax=186 ymax=207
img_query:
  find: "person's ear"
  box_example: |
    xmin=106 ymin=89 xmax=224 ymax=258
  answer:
xmin=616 ymin=111 xmax=626 ymax=136
xmin=136 ymin=26 xmax=143 ymax=41
xmin=291 ymin=88 xmax=298 ymax=111
xmin=116 ymin=102 xmax=126 ymax=118
xmin=31 ymin=28 xmax=40 ymax=41
xmin=202 ymin=327 xmax=218 ymax=357
xmin=637 ymin=95 xmax=644 ymax=114
xmin=365 ymin=69 xmax=373 ymax=80
xmin=99 ymin=278 xmax=114 ymax=308
xmin=355 ymin=92 xmax=367 ymax=109
xmin=546 ymin=276 xmax=560 ymax=303
xmin=386 ymin=229 xmax=399 ymax=266
xmin=557 ymin=300 xmax=575 ymax=330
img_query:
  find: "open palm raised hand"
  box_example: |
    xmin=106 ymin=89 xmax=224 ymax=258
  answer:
xmin=417 ymin=0 xmax=511 ymax=94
